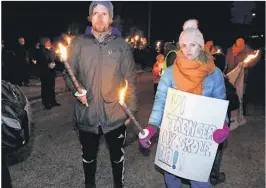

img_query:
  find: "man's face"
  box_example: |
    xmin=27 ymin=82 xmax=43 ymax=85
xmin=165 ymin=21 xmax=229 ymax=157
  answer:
xmin=18 ymin=38 xmax=25 ymax=45
xmin=90 ymin=4 xmax=112 ymax=33
xmin=180 ymin=41 xmax=201 ymax=60
xmin=236 ymin=38 xmax=245 ymax=52
xmin=45 ymin=41 xmax=52 ymax=49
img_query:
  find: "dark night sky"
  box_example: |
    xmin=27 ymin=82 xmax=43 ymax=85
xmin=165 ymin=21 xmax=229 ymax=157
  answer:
xmin=2 ymin=1 xmax=261 ymax=49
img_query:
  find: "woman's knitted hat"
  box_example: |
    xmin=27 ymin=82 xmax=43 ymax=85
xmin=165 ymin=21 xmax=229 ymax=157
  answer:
xmin=179 ymin=19 xmax=204 ymax=49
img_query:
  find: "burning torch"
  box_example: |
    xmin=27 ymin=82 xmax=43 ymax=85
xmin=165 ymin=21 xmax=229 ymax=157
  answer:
xmin=243 ymin=50 xmax=260 ymax=65
xmin=119 ymin=80 xmax=151 ymax=145
xmin=227 ymin=50 xmax=260 ymax=86
xmin=57 ymin=43 xmax=89 ymax=107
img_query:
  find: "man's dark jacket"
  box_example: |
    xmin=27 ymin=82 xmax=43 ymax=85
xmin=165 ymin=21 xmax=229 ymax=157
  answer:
xmin=63 ymin=27 xmax=137 ymax=134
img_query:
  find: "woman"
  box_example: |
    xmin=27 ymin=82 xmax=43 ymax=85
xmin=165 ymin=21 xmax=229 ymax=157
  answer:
xmin=139 ymin=19 xmax=229 ymax=188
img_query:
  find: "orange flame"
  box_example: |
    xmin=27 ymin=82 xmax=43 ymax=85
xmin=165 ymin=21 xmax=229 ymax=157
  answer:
xmin=58 ymin=43 xmax=67 ymax=61
xmin=243 ymin=50 xmax=260 ymax=64
xmin=66 ymin=37 xmax=71 ymax=46
xmin=119 ymin=80 xmax=128 ymax=104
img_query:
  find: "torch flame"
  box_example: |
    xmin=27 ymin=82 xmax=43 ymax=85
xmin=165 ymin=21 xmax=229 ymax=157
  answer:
xmin=119 ymin=80 xmax=128 ymax=104
xmin=66 ymin=37 xmax=71 ymax=46
xmin=243 ymin=50 xmax=260 ymax=64
xmin=58 ymin=43 xmax=67 ymax=62
xmin=216 ymin=49 xmax=221 ymax=54
xmin=135 ymin=35 xmax=140 ymax=41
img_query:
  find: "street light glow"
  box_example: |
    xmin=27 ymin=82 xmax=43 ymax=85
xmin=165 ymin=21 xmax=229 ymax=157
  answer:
xmin=252 ymin=13 xmax=256 ymax=16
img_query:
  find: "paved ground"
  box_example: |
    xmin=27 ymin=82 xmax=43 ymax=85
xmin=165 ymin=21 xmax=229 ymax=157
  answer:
xmin=9 ymin=72 xmax=265 ymax=188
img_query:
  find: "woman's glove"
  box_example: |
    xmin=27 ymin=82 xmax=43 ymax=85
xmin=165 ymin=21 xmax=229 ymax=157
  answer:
xmin=138 ymin=125 xmax=157 ymax=148
xmin=213 ymin=122 xmax=230 ymax=144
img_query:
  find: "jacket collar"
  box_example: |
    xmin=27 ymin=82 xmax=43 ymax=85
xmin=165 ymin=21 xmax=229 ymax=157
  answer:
xmin=85 ymin=26 xmax=122 ymax=37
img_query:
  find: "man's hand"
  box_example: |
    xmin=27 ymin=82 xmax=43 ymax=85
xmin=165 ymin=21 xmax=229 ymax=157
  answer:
xmin=238 ymin=62 xmax=244 ymax=68
xmin=238 ymin=62 xmax=248 ymax=68
xmin=77 ymin=95 xmax=88 ymax=105
xmin=74 ymin=89 xmax=88 ymax=105
xmin=243 ymin=63 xmax=248 ymax=68
xmin=125 ymin=118 xmax=131 ymax=125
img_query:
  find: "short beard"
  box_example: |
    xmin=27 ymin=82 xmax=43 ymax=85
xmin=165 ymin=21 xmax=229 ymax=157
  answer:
xmin=92 ymin=25 xmax=109 ymax=34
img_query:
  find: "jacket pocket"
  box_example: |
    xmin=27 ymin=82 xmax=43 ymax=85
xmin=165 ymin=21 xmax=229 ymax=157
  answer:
xmin=103 ymin=100 xmax=127 ymax=124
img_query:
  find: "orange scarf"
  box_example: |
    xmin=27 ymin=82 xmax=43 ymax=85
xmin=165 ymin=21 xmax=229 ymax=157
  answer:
xmin=173 ymin=51 xmax=215 ymax=95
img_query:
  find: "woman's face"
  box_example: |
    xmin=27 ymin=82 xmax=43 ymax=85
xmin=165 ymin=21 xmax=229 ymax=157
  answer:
xmin=180 ymin=42 xmax=201 ymax=60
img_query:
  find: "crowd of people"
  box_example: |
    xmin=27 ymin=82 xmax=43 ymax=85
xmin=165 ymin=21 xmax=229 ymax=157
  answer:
xmin=2 ymin=37 xmax=61 ymax=109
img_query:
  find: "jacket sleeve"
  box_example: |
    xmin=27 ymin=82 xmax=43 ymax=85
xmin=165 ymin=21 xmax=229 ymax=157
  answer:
xmin=121 ymin=43 xmax=138 ymax=112
xmin=212 ymin=68 xmax=226 ymax=100
xmin=212 ymin=68 xmax=229 ymax=123
xmin=148 ymin=68 xmax=172 ymax=128
xmin=225 ymin=48 xmax=232 ymax=73
xmin=62 ymin=39 xmax=80 ymax=95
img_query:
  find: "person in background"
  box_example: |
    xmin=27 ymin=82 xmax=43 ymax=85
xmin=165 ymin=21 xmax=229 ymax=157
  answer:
xmin=225 ymin=38 xmax=261 ymax=117
xmin=14 ymin=37 xmax=30 ymax=86
xmin=152 ymin=54 xmax=165 ymax=97
xmin=38 ymin=38 xmax=61 ymax=109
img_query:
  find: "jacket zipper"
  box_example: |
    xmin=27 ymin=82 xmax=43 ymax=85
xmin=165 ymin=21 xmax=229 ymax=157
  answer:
xmin=97 ymin=43 xmax=103 ymax=127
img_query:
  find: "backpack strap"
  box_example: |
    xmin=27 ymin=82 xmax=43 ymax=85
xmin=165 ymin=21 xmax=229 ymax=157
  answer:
xmin=163 ymin=50 xmax=177 ymax=70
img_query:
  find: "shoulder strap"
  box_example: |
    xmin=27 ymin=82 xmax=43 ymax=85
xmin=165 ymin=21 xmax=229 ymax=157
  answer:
xmin=163 ymin=50 xmax=177 ymax=70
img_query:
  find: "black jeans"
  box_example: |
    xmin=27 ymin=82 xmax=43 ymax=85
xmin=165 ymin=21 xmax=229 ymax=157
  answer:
xmin=79 ymin=125 xmax=126 ymax=187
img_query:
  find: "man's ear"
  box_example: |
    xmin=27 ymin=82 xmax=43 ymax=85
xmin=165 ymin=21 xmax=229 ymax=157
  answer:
xmin=88 ymin=16 xmax=91 ymax=22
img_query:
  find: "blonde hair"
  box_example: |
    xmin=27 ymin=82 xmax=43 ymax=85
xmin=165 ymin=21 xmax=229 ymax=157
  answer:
xmin=198 ymin=49 xmax=214 ymax=63
xmin=178 ymin=48 xmax=214 ymax=64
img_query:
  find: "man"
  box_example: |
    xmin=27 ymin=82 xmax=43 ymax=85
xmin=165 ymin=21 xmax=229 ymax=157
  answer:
xmin=63 ymin=1 xmax=137 ymax=188
xmin=225 ymin=38 xmax=260 ymax=116
xmin=38 ymin=38 xmax=60 ymax=109
xmin=14 ymin=37 xmax=30 ymax=86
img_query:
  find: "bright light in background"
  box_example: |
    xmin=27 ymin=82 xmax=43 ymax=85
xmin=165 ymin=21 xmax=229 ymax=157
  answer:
xmin=252 ymin=13 xmax=256 ymax=16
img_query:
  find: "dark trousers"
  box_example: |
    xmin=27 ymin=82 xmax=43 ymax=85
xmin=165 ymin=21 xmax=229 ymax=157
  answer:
xmin=210 ymin=110 xmax=231 ymax=178
xmin=40 ymin=74 xmax=56 ymax=105
xmin=79 ymin=125 xmax=126 ymax=187
xmin=20 ymin=64 xmax=30 ymax=85
xmin=243 ymin=94 xmax=248 ymax=116
xmin=2 ymin=153 xmax=12 ymax=188
xmin=154 ymin=83 xmax=159 ymax=97
xmin=210 ymin=143 xmax=224 ymax=177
